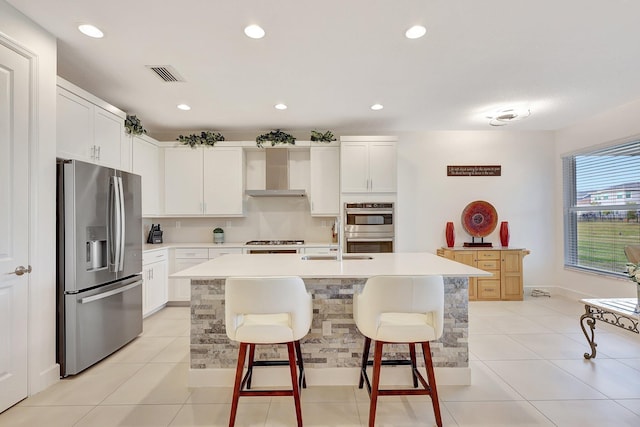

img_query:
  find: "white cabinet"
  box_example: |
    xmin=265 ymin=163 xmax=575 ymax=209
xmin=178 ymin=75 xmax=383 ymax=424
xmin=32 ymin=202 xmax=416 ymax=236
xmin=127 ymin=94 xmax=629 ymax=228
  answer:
xmin=340 ymin=137 xmax=397 ymax=193
xmin=56 ymin=78 xmax=126 ymax=169
xmin=132 ymin=135 xmax=161 ymax=216
xmin=164 ymin=146 xmax=244 ymax=216
xmin=169 ymin=247 xmax=243 ymax=302
xmin=170 ymin=248 xmax=208 ymax=302
xmin=203 ymin=148 xmax=244 ymax=215
xmin=142 ymin=250 xmax=168 ymax=317
xmin=310 ymin=146 xmax=340 ymax=216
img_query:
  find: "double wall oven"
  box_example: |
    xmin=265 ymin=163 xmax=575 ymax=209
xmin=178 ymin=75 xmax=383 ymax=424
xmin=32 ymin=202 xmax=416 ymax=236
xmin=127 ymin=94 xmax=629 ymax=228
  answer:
xmin=344 ymin=202 xmax=394 ymax=253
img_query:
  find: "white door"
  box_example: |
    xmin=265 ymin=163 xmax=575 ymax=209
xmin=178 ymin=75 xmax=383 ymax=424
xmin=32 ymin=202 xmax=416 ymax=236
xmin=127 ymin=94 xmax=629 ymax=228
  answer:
xmin=0 ymin=43 xmax=30 ymax=411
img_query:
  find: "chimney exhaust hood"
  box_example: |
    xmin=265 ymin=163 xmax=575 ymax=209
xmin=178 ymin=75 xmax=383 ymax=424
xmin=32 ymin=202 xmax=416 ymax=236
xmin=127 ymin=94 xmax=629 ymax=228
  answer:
xmin=246 ymin=149 xmax=307 ymax=197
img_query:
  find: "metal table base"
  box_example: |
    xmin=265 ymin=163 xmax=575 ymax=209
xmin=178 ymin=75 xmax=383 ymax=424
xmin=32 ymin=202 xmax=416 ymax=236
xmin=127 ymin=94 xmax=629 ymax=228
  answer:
xmin=580 ymin=298 xmax=639 ymax=360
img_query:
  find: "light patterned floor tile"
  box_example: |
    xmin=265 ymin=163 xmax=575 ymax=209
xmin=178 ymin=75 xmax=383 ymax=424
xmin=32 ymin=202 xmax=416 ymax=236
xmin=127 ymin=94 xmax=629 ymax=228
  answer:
xmin=551 ymin=358 xmax=640 ymax=399
xmin=532 ymin=399 xmax=640 ymax=427
xmin=445 ymin=400 xmax=554 ymax=426
xmin=469 ymin=334 xmax=541 ymax=360
xmin=74 ymin=404 xmax=181 ymax=427
xmin=170 ymin=403 xmax=269 ymax=427
xmin=104 ymin=335 xmax=175 ymax=364
xmin=268 ymin=401 xmax=362 ymax=426
xmin=150 ymin=336 xmax=190 ymax=363
xmin=510 ymin=333 xmax=588 ymax=359
xmin=616 ymin=399 xmax=640 ymax=416
xmin=0 ymin=405 xmax=93 ymax=427
xmin=102 ymin=363 xmax=192 ymax=405
xmin=357 ymin=399 xmax=456 ymax=427
xmin=484 ymin=359 xmax=607 ymax=400
xmin=439 ymin=361 xmax=523 ymax=402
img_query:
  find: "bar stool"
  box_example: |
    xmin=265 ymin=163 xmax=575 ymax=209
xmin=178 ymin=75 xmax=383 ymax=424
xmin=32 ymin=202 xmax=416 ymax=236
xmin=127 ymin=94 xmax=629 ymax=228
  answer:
xmin=354 ymin=275 xmax=444 ymax=427
xmin=225 ymin=276 xmax=312 ymax=427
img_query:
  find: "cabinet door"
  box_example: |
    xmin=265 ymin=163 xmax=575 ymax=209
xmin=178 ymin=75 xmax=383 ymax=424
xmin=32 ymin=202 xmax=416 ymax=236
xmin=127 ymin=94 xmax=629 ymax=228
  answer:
xmin=93 ymin=107 xmax=123 ymax=168
xmin=203 ymin=147 xmax=244 ymax=215
xmin=501 ymin=251 xmax=524 ymax=300
xmin=132 ymin=137 xmax=160 ymax=216
xmin=164 ymin=147 xmax=203 ymax=214
xmin=56 ymin=87 xmax=92 ymax=161
xmin=148 ymin=261 xmax=168 ymax=314
xmin=121 ymin=132 xmax=132 ymax=172
xmin=170 ymin=258 xmax=207 ymax=301
xmin=310 ymin=146 xmax=340 ymax=215
xmin=452 ymin=251 xmax=478 ymax=300
xmin=340 ymin=142 xmax=369 ymax=192
xmin=369 ymin=142 xmax=397 ymax=192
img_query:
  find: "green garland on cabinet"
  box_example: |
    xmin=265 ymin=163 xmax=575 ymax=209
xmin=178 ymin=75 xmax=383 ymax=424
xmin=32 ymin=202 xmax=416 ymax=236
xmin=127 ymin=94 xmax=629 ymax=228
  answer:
xmin=177 ymin=131 xmax=226 ymax=148
xmin=255 ymin=129 xmax=296 ymax=148
xmin=124 ymin=115 xmax=147 ymax=136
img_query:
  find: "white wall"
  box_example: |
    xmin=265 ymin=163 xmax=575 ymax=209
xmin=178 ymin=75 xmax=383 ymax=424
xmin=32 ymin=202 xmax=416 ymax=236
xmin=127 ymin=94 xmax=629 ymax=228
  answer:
xmin=555 ymin=99 xmax=640 ymax=298
xmin=396 ymin=131 xmax=556 ymax=287
xmin=0 ymin=0 xmax=58 ymax=394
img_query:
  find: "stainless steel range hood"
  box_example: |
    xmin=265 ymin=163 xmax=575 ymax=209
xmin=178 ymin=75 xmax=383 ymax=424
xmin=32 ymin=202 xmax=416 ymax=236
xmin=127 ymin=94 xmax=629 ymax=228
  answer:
xmin=246 ymin=148 xmax=307 ymax=197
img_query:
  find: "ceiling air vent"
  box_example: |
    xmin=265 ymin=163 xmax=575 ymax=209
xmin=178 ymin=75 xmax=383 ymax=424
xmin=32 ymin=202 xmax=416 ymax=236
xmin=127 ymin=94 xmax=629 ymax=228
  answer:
xmin=145 ymin=65 xmax=185 ymax=82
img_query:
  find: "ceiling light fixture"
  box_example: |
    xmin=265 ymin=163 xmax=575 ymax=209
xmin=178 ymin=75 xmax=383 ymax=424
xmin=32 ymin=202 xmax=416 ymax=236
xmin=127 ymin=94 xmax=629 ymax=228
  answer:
xmin=274 ymin=103 xmax=287 ymax=110
xmin=78 ymin=24 xmax=104 ymax=39
xmin=244 ymin=25 xmax=266 ymax=39
xmin=405 ymin=25 xmax=426 ymax=39
xmin=370 ymin=104 xmax=384 ymax=111
xmin=486 ymin=107 xmax=531 ymax=126
xmin=177 ymin=104 xmax=191 ymax=111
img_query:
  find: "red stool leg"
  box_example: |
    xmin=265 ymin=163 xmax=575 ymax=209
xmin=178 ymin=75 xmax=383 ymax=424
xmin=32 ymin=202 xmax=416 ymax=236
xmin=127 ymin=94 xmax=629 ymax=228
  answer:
xmin=368 ymin=340 xmax=384 ymax=427
xmin=229 ymin=342 xmax=248 ymax=427
xmin=422 ymin=342 xmax=442 ymax=427
xmin=287 ymin=342 xmax=303 ymax=427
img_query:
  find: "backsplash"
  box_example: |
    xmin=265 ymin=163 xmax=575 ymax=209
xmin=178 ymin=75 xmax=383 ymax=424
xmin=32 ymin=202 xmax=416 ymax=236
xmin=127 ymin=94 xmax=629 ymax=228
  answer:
xmin=144 ymin=197 xmax=336 ymax=244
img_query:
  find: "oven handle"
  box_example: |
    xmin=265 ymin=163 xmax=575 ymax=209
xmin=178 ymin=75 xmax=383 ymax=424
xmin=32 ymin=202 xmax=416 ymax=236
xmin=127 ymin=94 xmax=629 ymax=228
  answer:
xmin=345 ymin=209 xmax=393 ymax=215
xmin=345 ymin=237 xmax=394 ymax=242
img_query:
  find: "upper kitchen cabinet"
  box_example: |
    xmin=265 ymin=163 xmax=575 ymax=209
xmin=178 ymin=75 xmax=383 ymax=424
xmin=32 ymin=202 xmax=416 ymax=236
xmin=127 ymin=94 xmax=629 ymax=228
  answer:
xmin=56 ymin=77 xmax=126 ymax=169
xmin=339 ymin=136 xmax=397 ymax=193
xmin=164 ymin=145 xmax=244 ymax=216
xmin=132 ymin=134 xmax=161 ymax=216
xmin=310 ymin=146 xmax=340 ymax=215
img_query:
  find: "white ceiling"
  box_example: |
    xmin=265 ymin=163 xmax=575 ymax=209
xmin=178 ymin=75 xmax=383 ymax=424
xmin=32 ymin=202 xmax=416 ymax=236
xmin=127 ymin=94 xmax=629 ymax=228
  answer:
xmin=8 ymin=0 xmax=640 ymax=140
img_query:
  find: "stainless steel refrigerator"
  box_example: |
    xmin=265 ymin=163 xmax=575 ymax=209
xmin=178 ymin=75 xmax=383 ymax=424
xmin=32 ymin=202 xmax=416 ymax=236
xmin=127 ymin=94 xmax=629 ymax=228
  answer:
xmin=56 ymin=159 xmax=143 ymax=377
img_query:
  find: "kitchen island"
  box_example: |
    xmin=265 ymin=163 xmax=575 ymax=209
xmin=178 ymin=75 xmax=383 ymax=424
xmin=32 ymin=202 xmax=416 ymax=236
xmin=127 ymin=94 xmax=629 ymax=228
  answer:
xmin=172 ymin=252 xmax=490 ymax=386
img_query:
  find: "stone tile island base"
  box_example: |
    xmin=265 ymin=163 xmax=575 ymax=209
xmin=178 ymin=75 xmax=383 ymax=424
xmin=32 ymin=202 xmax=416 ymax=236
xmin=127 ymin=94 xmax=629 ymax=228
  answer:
xmin=190 ymin=277 xmax=470 ymax=387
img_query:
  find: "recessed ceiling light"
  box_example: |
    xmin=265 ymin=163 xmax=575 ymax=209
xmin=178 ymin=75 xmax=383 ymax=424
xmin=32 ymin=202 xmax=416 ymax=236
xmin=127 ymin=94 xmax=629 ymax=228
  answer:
xmin=177 ymin=104 xmax=191 ymax=111
xmin=244 ymin=25 xmax=265 ymax=39
xmin=405 ymin=25 xmax=426 ymax=39
xmin=370 ymin=104 xmax=384 ymax=111
xmin=274 ymin=103 xmax=287 ymax=110
xmin=78 ymin=24 xmax=104 ymax=39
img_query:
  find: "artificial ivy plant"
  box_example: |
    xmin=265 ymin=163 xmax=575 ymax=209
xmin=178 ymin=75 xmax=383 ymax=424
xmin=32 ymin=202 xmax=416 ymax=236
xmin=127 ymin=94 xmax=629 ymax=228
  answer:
xmin=310 ymin=130 xmax=336 ymax=142
xmin=177 ymin=131 xmax=225 ymax=148
xmin=124 ymin=115 xmax=147 ymax=136
xmin=255 ymin=129 xmax=296 ymax=148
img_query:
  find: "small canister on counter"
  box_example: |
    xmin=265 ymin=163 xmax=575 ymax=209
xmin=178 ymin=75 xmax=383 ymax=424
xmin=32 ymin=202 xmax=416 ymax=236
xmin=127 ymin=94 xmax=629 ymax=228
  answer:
xmin=213 ymin=227 xmax=224 ymax=244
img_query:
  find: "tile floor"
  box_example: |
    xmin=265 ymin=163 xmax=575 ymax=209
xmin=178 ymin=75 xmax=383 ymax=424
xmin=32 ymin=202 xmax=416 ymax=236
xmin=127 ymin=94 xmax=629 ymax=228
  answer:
xmin=2 ymin=294 xmax=640 ymax=426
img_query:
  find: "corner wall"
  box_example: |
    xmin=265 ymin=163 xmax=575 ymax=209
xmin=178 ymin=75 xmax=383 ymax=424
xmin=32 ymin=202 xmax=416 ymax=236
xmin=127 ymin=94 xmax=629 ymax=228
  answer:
xmin=555 ymin=99 xmax=640 ymax=298
xmin=396 ymin=130 xmax=556 ymax=287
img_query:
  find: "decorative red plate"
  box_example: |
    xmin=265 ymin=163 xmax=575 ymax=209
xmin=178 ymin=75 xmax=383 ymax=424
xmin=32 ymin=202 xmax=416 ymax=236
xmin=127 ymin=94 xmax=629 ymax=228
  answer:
xmin=461 ymin=200 xmax=498 ymax=237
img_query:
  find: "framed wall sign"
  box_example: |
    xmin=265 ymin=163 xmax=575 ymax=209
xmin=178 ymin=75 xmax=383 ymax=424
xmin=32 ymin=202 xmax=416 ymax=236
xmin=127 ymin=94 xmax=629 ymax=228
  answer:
xmin=447 ymin=165 xmax=501 ymax=176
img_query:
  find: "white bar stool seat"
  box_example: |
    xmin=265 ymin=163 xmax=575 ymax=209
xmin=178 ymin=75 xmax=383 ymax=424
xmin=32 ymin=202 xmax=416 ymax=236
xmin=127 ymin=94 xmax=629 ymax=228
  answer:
xmin=225 ymin=276 xmax=312 ymax=427
xmin=354 ymin=275 xmax=444 ymax=427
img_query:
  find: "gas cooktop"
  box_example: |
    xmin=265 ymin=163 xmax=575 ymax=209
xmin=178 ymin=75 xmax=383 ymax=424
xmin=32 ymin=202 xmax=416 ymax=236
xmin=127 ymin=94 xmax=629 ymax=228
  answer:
xmin=245 ymin=240 xmax=305 ymax=245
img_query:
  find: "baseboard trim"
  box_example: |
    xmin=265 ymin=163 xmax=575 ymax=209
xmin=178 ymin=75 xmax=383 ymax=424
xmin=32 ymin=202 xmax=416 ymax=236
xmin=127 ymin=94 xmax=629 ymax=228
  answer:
xmin=30 ymin=363 xmax=60 ymax=396
xmin=188 ymin=366 xmax=471 ymax=388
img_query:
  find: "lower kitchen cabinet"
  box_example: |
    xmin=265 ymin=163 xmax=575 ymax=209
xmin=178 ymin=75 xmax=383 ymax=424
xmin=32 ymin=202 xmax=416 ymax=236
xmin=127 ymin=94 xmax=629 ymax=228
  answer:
xmin=169 ymin=247 xmax=243 ymax=302
xmin=142 ymin=249 xmax=168 ymax=316
xmin=437 ymin=247 xmax=529 ymax=301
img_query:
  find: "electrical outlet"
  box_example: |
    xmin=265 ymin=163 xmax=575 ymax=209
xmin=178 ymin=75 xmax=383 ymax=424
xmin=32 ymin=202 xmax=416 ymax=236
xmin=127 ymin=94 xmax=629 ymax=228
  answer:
xmin=322 ymin=321 xmax=332 ymax=336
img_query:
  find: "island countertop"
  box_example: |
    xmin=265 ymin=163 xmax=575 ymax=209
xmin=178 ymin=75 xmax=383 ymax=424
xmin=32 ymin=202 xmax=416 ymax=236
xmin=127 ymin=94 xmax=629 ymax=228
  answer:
xmin=171 ymin=251 xmax=491 ymax=279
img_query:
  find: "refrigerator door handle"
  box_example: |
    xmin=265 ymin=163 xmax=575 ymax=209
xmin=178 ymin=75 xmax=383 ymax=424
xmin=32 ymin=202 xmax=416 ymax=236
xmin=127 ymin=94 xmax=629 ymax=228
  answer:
xmin=79 ymin=280 xmax=142 ymax=304
xmin=109 ymin=175 xmax=122 ymax=272
xmin=117 ymin=176 xmax=126 ymax=271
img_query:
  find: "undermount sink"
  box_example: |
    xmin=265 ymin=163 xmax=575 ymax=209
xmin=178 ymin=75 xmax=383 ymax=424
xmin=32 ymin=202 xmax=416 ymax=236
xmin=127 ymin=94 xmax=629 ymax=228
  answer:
xmin=300 ymin=254 xmax=373 ymax=261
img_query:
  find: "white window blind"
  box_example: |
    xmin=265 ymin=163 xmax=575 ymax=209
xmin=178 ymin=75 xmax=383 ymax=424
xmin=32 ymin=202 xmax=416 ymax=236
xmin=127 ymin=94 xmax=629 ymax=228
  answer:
xmin=563 ymin=140 xmax=640 ymax=276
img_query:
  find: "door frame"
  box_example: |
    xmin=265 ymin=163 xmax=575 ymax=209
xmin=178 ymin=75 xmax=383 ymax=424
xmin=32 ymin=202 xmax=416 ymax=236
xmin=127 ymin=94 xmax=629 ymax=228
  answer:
xmin=1 ymin=31 xmax=42 ymax=400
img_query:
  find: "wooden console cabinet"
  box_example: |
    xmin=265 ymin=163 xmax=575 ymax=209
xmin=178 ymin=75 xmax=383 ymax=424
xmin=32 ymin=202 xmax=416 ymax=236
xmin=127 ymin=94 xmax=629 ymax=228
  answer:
xmin=437 ymin=247 xmax=529 ymax=301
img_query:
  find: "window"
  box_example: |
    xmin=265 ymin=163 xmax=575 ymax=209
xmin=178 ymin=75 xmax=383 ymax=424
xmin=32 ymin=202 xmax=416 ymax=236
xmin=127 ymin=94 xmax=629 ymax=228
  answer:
xmin=563 ymin=140 xmax=640 ymax=276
